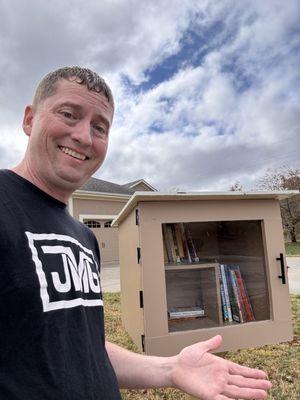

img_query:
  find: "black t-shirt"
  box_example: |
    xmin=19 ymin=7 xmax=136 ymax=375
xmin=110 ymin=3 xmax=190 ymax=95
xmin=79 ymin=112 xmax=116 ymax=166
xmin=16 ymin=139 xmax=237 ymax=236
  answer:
xmin=0 ymin=170 xmax=121 ymax=400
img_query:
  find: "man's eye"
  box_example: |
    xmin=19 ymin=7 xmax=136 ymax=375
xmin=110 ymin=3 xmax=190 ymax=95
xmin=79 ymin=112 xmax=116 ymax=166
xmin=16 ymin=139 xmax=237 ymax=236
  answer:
xmin=94 ymin=125 xmax=106 ymax=135
xmin=62 ymin=111 xmax=74 ymax=119
xmin=61 ymin=111 xmax=75 ymax=119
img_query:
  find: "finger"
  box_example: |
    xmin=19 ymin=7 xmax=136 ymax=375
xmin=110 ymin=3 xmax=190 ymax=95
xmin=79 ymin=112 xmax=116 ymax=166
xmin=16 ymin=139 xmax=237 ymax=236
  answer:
xmin=223 ymin=384 xmax=269 ymax=400
xmin=215 ymin=395 xmax=233 ymax=400
xmin=228 ymin=375 xmax=272 ymax=390
xmin=228 ymin=361 xmax=269 ymax=379
xmin=201 ymin=335 xmax=223 ymax=353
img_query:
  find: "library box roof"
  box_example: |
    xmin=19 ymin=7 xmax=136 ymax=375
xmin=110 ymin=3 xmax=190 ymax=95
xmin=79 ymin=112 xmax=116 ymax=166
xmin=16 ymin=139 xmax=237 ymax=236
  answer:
xmin=112 ymin=190 xmax=298 ymax=227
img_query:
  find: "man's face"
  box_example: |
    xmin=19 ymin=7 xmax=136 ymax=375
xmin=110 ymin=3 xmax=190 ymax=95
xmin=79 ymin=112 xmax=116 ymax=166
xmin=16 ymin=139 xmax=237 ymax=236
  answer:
xmin=23 ymin=79 xmax=114 ymax=196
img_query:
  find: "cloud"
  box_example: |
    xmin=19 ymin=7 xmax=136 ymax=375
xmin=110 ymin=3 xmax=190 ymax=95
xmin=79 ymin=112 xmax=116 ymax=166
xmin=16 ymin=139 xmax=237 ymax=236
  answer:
xmin=100 ymin=0 xmax=300 ymax=190
xmin=0 ymin=124 xmax=27 ymax=169
xmin=0 ymin=0 xmax=199 ymax=105
xmin=0 ymin=0 xmax=299 ymax=191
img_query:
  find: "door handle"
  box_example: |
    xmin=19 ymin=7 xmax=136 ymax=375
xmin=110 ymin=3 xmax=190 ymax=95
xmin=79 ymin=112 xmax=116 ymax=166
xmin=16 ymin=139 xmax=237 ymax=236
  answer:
xmin=276 ymin=253 xmax=286 ymax=284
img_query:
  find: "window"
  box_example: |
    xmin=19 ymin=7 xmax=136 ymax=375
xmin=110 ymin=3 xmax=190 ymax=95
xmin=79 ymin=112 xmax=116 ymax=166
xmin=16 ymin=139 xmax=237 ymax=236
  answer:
xmin=104 ymin=220 xmax=113 ymax=228
xmin=84 ymin=220 xmax=101 ymax=228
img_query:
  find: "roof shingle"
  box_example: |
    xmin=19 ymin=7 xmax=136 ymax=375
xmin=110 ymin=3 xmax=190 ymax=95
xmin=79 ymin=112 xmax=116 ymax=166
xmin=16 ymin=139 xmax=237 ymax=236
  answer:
xmin=79 ymin=177 xmax=134 ymax=195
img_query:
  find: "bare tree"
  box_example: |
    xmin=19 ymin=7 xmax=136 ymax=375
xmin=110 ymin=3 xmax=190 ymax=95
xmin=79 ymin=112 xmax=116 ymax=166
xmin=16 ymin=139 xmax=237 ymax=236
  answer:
xmin=257 ymin=166 xmax=300 ymax=191
xmin=256 ymin=166 xmax=300 ymax=242
xmin=229 ymin=181 xmax=243 ymax=191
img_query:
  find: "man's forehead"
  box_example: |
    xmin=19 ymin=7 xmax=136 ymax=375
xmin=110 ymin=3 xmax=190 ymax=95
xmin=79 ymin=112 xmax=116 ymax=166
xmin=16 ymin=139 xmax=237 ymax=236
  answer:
xmin=44 ymin=79 xmax=114 ymax=116
xmin=56 ymin=79 xmax=111 ymax=104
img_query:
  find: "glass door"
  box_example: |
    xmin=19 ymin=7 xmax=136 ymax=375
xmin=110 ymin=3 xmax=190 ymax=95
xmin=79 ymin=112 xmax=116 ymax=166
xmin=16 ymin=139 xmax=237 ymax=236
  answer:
xmin=162 ymin=220 xmax=270 ymax=333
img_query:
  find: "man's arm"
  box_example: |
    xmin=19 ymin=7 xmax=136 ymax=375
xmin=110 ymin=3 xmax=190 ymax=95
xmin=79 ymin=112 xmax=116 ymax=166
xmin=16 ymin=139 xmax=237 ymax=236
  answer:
xmin=106 ymin=335 xmax=272 ymax=399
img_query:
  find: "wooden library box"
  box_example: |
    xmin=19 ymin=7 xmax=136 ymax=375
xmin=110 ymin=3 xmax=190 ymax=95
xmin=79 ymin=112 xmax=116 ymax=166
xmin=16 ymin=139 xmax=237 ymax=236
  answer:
xmin=112 ymin=192 xmax=295 ymax=355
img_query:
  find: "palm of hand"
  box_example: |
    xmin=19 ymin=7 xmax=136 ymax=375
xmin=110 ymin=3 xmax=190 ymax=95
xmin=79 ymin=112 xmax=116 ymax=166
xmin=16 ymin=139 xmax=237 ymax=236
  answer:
xmin=170 ymin=335 xmax=271 ymax=400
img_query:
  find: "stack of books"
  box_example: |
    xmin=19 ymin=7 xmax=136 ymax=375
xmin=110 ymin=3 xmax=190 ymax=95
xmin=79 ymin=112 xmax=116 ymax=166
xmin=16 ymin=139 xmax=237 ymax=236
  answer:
xmin=218 ymin=264 xmax=255 ymax=323
xmin=162 ymin=223 xmax=199 ymax=264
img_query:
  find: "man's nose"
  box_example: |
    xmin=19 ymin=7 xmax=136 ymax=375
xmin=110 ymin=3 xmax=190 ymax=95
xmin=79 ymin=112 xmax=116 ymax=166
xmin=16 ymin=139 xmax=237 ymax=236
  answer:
xmin=71 ymin=121 xmax=93 ymax=147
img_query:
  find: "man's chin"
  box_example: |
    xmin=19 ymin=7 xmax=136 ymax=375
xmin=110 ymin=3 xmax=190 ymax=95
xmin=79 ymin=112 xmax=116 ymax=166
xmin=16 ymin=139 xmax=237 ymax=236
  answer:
xmin=54 ymin=163 xmax=102 ymax=190
xmin=55 ymin=171 xmax=89 ymax=191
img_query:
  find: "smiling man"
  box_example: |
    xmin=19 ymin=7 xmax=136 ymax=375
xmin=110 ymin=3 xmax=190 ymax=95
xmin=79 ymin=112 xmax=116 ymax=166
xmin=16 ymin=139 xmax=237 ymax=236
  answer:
xmin=15 ymin=74 xmax=114 ymax=202
xmin=0 ymin=67 xmax=272 ymax=400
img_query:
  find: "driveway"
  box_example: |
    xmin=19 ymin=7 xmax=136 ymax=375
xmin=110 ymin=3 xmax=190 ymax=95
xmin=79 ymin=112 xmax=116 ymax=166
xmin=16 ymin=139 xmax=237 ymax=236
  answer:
xmin=101 ymin=263 xmax=120 ymax=293
xmin=101 ymin=257 xmax=300 ymax=294
xmin=287 ymin=256 xmax=300 ymax=295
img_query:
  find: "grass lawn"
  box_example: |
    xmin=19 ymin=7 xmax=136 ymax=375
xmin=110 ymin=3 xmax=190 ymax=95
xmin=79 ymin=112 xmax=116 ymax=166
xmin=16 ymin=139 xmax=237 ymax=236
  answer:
xmin=285 ymin=242 xmax=300 ymax=256
xmin=104 ymin=293 xmax=300 ymax=400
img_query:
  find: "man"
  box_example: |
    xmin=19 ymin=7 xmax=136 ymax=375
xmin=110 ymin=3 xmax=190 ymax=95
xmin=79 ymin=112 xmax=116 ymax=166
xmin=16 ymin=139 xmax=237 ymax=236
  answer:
xmin=0 ymin=66 xmax=272 ymax=399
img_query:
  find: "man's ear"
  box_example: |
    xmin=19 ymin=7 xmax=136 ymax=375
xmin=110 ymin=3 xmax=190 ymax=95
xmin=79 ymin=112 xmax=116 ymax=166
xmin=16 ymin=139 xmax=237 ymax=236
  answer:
xmin=22 ymin=105 xmax=35 ymax=136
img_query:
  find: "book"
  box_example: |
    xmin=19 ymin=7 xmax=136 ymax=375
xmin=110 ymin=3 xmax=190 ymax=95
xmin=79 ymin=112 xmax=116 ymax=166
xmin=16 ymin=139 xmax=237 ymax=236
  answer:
xmin=218 ymin=265 xmax=230 ymax=321
xmin=174 ymin=223 xmax=186 ymax=260
xmin=168 ymin=307 xmax=205 ymax=319
xmin=166 ymin=224 xmax=177 ymax=263
xmin=179 ymin=223 xmax=192 ymax=263
xmin=219 ymin=264 xmax=233 ymax=322
xmin=232 ymin=266 xmax=255 ymax=322
xmin=229 ymin=268 xmax=244 ymax=323
xmin=163 ymin=239 xmax=168 ymax=263
xmin=184 ymin=224 xmax=199 ymax=262
xmin=170 ymin=224 xmax=181 ymax=263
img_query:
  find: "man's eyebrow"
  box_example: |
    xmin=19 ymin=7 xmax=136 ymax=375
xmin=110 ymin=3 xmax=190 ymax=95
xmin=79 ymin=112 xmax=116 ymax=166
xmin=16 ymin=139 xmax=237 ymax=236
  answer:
xmin=55 ymin=102 xmax=83 ymax=110
xmin=55 ymin=101 xmax=111 ymax=128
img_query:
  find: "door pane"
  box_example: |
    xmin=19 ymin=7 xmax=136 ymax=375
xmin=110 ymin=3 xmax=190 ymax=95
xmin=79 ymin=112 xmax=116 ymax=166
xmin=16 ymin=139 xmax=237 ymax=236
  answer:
xmin=162 ymin=221 xmax=270 ymax=332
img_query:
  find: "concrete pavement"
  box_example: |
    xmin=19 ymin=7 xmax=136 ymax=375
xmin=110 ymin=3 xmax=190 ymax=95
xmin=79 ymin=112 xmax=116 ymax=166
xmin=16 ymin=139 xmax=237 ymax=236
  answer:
xmin=100 ymin=257 xmax=300 ymax=294
xmin=286 ymin=256 xmax=300 ymax=295
xmin=100 ymin=263 xmax=120 ymax=293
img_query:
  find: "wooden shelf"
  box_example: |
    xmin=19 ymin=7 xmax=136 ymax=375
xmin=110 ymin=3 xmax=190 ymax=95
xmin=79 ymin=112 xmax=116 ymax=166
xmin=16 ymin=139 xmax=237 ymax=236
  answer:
xmin=165 ymin=262 xmax=218 ymax=271
xmin=168 ymin=317 xmax=219 ymax=332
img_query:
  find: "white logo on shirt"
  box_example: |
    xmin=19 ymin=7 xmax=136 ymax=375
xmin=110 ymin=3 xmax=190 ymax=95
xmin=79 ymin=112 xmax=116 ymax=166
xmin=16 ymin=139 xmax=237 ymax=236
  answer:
xmin=26 ymin=232 xmax=103 ymax=312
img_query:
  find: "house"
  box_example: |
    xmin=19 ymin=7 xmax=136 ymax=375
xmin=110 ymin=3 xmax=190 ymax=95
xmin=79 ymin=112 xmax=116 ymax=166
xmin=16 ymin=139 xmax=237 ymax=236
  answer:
xmin=68 ymin=177 xmax=156 ymax=264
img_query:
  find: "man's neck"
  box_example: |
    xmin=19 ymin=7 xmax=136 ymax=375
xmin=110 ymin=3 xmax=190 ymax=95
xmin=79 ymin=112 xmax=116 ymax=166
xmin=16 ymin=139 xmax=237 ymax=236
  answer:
xmin=12 ymin=162 xmax=71 ymax=204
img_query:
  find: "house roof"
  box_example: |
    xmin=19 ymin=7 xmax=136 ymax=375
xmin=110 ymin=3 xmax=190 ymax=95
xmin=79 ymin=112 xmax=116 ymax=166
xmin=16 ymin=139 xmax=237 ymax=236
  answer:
xmin=122 ymin=179 xmax=142 ymax=188
xmin=122 ymin=178 xmax=157 ymax=191
xmin=79 ymin=177 xmax=134 ymax=195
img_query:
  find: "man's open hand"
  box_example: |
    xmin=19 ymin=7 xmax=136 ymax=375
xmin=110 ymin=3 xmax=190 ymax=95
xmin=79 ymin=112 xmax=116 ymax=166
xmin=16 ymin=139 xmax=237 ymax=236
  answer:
xmin=170 ymin=335 xmax=272 ymax=399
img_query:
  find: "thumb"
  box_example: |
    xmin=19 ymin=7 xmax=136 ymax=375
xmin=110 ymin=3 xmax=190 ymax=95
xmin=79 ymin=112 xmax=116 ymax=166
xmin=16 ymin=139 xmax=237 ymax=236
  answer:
xmin=201 ymin=335 xmax=223 ymax=353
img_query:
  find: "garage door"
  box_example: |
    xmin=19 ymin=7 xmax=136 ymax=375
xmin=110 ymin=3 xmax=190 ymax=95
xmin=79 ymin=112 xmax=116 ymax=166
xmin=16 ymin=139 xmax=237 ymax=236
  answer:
xmin=83 ymin=219 xmax=119 ymax=264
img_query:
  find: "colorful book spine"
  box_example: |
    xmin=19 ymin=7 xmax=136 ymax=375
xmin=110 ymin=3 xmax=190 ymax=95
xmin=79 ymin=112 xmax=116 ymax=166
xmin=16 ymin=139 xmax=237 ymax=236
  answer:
xmin=179 ymin=223 xmax=192 ymax=263
xmin=170 ymin=224 xmax=181 ymax=263
xmin=233 ymin=267 xmax=255 ymax=322
xmin=218 ymin=265 xmax=229 ymax=321
xmin=224 ymin=265 xmax=241 ymax=322
xmin=184 ymin=224 xmax=199 ymax=262
xmin=166 ymin=224 xmax=177 ymax=263
xmin=163 ymin=239 xmax=168 ymax=263
xmin=174 ymin=223 xmax=185 ymax=260
xmin=229 ymin=269 xmax=244 ymax=323
xmin=219 ymin=264 xmax=233 ymax=322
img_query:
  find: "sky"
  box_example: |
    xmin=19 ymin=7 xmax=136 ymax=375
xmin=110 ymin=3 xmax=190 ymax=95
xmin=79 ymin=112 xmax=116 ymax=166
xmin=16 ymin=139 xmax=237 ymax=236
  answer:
xmin=0 ymin=0 xmax=299 ymax=191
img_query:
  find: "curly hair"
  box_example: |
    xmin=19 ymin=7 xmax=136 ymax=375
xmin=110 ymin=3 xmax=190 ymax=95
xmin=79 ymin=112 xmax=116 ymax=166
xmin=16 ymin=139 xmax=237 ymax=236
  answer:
xmin=33 ymin=66 xmax=114 ymax=108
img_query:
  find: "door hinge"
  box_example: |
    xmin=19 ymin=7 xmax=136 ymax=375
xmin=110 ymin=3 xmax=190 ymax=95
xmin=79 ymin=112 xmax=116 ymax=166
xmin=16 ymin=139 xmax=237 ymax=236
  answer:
xmin=139 ymin=290 xmax=144 ymax=308
xmin=135 ymin=208 xmax=139 ymax=225
xmin=141 ymin=334 xmax=145 ymax=352
xmin=137 ymin=247 xmax=141 ymax=264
